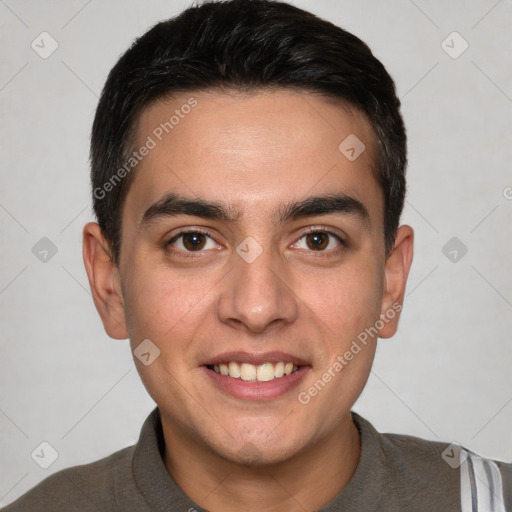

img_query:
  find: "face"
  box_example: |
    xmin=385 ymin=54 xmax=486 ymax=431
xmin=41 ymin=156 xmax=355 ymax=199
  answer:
xmin=84 ymin=89 xmax=412 ymax=466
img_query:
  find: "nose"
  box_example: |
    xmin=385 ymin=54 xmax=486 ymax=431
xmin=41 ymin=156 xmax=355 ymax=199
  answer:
xmin=216 ymin=243 xmax=299 ymax=334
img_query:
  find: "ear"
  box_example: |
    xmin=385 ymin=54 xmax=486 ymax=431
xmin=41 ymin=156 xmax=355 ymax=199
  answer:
xmin=378 ymin=225 xmax=414 ymax=339
xmin=82 ymin=222 xmax=128 ymax=340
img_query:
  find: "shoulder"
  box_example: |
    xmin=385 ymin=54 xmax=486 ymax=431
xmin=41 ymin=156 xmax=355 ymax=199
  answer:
xmin=1 ymin=445 xmax=137 ymax=512
xmin=353 ymin=413 xmax=461 ymax=486
xmin=353 ymin=413 xmax=512 ymax=509
xmin=379 ymin=429 xmax=462 ymax=500
xmin=384 ymin=432 xmax=512 ymax=510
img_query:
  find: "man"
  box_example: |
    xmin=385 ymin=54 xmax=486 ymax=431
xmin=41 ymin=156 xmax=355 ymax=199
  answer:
xmin=3 ymin=0 xmax=510 ymax=510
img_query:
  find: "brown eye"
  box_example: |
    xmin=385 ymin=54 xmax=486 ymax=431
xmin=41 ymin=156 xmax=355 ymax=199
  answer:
xmin=294 ymin=229 xmax=344 ymax=252
xmin=168 ymin=230 xmax=217 ymax=253
xmin=182 ymin=232 xmax=207 ymax=251
xmin=305 ymin=232 xmax=329 ymax=251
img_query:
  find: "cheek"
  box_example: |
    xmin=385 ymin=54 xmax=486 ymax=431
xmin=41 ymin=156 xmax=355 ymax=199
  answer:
xmin=122 ymin=264 xmax=210 ymax=344
xmin=303 ymin=263 xmax=383 ymax=338
xmin=122 ymin=266 xmax=211 ymax=404
xmin=297 ymin=267 xmax=381 ymax=416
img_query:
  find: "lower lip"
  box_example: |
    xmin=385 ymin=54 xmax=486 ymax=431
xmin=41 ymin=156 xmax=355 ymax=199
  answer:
xmin=202 ymin=365 xmax=310 ymax=400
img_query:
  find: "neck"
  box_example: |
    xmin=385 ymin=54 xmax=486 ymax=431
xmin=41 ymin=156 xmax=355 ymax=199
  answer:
xmin=162 ymin=413 xmax=361 ymax=512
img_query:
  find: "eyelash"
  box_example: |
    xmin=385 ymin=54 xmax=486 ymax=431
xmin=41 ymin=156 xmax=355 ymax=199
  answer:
xmin=165 ymin=227 xmax=346 ymax=258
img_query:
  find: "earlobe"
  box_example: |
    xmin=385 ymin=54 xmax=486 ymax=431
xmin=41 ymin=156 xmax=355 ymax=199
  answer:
xmin=379 ymin=225 xmax=414 ymax=339
xmin=82 ymin=222 xmax=128 ymax=340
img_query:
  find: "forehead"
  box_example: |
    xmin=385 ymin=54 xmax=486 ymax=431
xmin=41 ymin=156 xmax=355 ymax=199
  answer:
xmin=124 ymin=89 xmax=383 ymax=227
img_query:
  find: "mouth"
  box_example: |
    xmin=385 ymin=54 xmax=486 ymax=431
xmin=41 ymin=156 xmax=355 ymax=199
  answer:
xmin=206 ymin=361 xmax=300 ymax=383
xmin=201 ymin=351 xmax=311 ymax=400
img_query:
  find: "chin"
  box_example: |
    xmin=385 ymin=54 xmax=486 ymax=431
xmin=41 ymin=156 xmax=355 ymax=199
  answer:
xmin=213 ymin=431 xmax=309 ymax=467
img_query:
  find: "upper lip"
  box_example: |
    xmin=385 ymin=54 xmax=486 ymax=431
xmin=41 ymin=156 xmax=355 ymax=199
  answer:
xmin=202 ymin=351 xmax=310 ymax=367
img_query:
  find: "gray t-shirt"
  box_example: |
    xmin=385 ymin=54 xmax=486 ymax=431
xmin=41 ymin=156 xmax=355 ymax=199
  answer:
xmin=2 ymin=407 xmax=511 ymax=511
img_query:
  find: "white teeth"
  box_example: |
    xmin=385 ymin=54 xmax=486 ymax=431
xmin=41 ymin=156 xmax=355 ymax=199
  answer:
xmin=228 ymin=361 xmax=241 ymax=378
xmin=256 ymin=363 xmax=275 ymax=382
xmin=274 ymin=361 xmax=285 ymax=378
xmin=211 ymin=361 xmax=299 ymax=382
xmin=240 ymin=363 xmax=257 ymax=381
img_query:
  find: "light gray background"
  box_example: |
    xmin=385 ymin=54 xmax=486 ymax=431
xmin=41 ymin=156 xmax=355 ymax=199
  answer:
xmin=1 ymin=0 xmax=511 ymax=506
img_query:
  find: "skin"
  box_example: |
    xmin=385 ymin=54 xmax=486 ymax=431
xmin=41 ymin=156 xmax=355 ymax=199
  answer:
xmin=83 ymin=89 xmax=413 ymax=512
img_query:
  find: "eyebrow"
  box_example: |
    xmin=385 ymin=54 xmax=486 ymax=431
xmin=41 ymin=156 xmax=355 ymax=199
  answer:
xmin=139 ymin=192 xmax=370 ymax=228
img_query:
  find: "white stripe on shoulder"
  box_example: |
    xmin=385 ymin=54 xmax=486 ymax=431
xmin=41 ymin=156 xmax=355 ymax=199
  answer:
xmin=460 ymin=449 xmax=506 ymax=512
